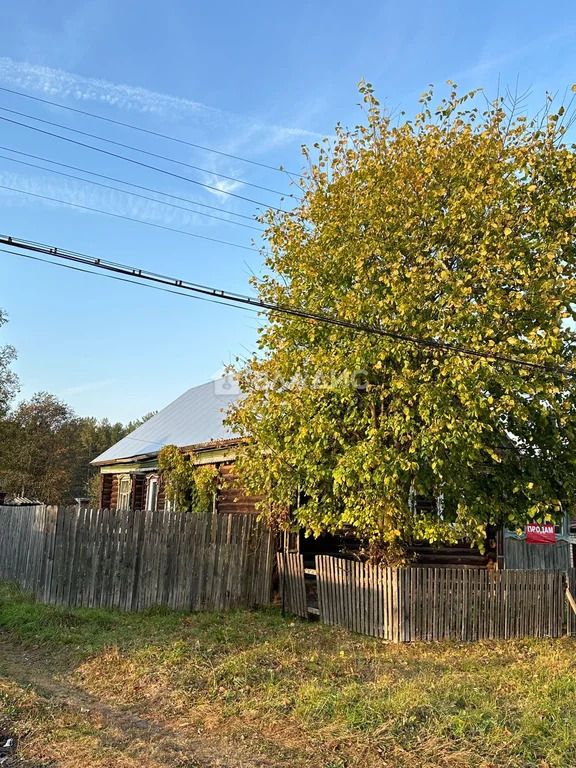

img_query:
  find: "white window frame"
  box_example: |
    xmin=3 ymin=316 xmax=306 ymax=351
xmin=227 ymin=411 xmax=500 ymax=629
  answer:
xmin=146 ymin=476 xmax=159 ymax=512
xmin=117 ymin=474 xmax=132 ymax=510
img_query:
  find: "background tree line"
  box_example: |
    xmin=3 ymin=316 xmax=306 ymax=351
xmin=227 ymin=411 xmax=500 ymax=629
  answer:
xmin=0 ymin=309 xmax=153 ymax=504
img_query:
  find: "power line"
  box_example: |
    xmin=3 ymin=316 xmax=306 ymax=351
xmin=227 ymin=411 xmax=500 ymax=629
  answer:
xmin=0 ymin=186 xmax=265 ymax=253
xmin=0 ymin=114 xmax=286 ymax=212
xmin=1 ymin=233 xmax=573 ymax=379
xmin=0 ymin=145 xmax=259 ymax=223
xmin=0 ymin=84 xmax=305 ymax=178
xmin=0 ymin=150 xmax=263 ymax=232
xmin=0 ymin=105 xmax=296 ymax=199
xmin=0 ymin=247 xmax=261 ymax=315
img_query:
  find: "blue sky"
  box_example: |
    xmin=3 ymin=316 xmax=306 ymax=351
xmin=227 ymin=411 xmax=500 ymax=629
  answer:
xmin=0 ymin=0 xmax=575 ymax=422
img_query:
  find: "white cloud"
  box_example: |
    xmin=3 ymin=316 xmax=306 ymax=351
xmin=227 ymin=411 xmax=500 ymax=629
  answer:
xmin=203 ymin=174 xmax=248 ymax=201
xmin=0 ymin=57 xmax=320 ymax=147
xmin=0 ymin=59 xmax=316 ymax=227
xmin=0 ymin=169 xmax=232 ymax=232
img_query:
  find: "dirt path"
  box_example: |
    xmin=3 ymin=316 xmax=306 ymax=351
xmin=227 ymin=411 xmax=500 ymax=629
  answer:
xmin=0 ymin=639 xmax=276 ymax=768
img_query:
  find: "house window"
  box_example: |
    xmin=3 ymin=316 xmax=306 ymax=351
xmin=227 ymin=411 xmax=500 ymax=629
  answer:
xmin=117 ymin=475 xmax=132 ymax=509
xmin=146 ymin=477 xmax=158 ymax=512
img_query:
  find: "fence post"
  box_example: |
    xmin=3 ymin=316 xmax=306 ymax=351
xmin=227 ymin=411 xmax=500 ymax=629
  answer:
xmin=565 ymin=569 xmax=576 ymax=636
xmin=129 ymin=508 xmax=147 ymax=611
xmin=280 ymin=552 xmax=286 ymax=617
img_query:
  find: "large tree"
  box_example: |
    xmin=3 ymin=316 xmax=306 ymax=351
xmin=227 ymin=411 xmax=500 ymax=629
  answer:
xmin=0 ymin=307 xmax=155 ymax=503
xmin=0 ymin=309 xmax=19 ymax=479
xmin=71 ymin=412 xmax=157 ymax=501
xmin=0 ymin=392 xmax=80 ymax=504
xmin=227 ymin=83 xmax=576 ymax=559
xmin=0 ymin=309 xmax=18 ymax=417
xmin=1 ymin=405 xmax=160 ymax=505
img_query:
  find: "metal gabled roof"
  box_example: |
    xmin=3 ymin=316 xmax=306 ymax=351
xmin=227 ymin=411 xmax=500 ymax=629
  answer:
xmin=91 ymin=377 xmax=243 ymax=465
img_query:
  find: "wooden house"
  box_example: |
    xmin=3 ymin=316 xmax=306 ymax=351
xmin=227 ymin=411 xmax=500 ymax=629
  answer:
xmin=91 ymin=377 xmax=259 ymax=515
xmin=92 ymin=377 xmax=572 ymax=570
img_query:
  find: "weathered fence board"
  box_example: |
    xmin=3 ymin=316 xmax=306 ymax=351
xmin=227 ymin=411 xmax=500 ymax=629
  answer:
xmin=504 ymin=536 xmax=572 ymax=570
xmin=277 ymin=552 xmax=308 ymax=618
xmin=0 ymin=505 xmax=273 ymax=612
xmin=566 ymin=568 xmax=576 ymax=637
xmin=315 ymin=556 xmax=566 ymax=642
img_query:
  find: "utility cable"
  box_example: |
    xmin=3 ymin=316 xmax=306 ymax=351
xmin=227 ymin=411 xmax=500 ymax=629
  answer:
xmin=0 ymin=247 xmax=261 ymax=314
xmin=0 ymin=84 xmax=305 ymax=177
xmin=0 ymin=114 xmax=286 ymax=212
xmin=1 ymin=233 xmax=573 ymax=379
xmin=0 ymin=150 xmax=262 ymax=231
xmin=0 ymin=105 xmax=296 ymax=198
xmin=0 ymin=188 xmax=264 ymax=252
xmin=0 ymin=145 xmax=259 ymax=223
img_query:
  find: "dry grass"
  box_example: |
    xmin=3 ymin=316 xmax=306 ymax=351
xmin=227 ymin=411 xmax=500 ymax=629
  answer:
xmin=1 ymin=582 xmax=576 ymax=767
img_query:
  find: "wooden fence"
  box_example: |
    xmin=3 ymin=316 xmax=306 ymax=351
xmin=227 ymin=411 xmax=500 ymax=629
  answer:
xmin=277 ymin=552 xmax=308 ymax=618
xmin=566 ymin=568 xmax=576 ymax=637
xmin=279 ymin=553 xmax=571 ymax=642
xmin=503 ymin=535 xmax=572 ymax=570
xmin=0 ymin=505 xmax=274 ymax=611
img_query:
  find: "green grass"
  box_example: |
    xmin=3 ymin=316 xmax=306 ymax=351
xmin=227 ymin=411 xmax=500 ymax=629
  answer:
xmin=1 ymin=581 xmax=576 ymax=767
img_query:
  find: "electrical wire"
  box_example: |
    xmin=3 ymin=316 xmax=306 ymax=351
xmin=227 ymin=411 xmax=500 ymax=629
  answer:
xmin=0 ymin=84 xmax=305 ymax=178
xmin=0 ymin=150 xmax=263 ymax=231
xmin=1 ymin=233 xmax=573 ymax=379
xmin=0 ymin=247 xmax=262 ymax=314
xmin=0 ymin=186 xmax=265 ymax=253
xmin=0 ymin=105 xmax=296 ymax=198
xmin=0 ymin=145 xmax=259 ymax=223
xmin=0 ymin=114 xmax=287 ymax=212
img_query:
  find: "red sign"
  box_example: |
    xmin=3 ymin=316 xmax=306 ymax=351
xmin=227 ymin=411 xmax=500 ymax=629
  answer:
xmin=525 ymin=523 xmax=556 ymax=544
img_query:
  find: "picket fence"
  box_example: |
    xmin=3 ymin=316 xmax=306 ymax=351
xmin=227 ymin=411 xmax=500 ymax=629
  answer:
xmin=0 ymin=505 xmax=274 ymax=611
xmin=280 ymin=553 xmax=576 ymax=642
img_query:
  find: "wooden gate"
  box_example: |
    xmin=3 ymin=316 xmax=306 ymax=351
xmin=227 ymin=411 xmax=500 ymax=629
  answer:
xmin=277 ymin=552 xmax=308 ymax=618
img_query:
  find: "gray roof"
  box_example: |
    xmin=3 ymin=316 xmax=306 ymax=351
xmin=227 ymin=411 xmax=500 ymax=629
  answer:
xmin=91 ymin=377 xmax=243 ymax=465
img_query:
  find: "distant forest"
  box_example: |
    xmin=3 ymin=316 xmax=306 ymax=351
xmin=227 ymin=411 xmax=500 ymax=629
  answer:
xmin=0 ymin=308 xmax=154 ymax=504
xmin=0 ymin=390 xmax=154 ymax=505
